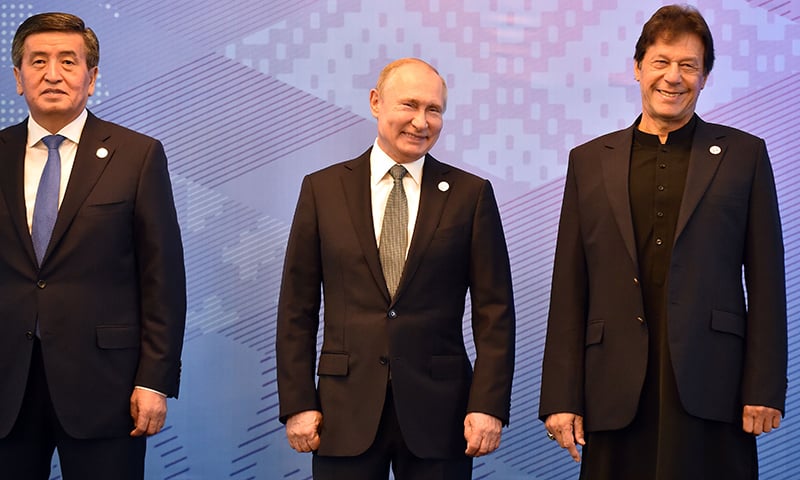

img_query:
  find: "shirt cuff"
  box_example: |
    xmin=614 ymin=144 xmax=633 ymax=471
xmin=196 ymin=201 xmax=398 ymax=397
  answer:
xmin=135 ymin=385 xmax=167 ymax=397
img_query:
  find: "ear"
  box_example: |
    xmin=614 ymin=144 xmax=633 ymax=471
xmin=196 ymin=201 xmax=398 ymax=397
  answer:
xmin=13 ymin=67 xmax=23 ymax=95
xmin=369 ymin=89 xmax=380 ymax=119
xmin=700 ymin=73 xmax=708 ymax=90
xmin=87 ymin=66 xmax=99 ymax=96
xmin=633 ymin=61 xmax=641 ymax=82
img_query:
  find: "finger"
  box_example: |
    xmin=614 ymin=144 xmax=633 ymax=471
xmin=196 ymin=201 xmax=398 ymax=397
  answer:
xmin=557 ymin=426 xmax=581 ymax=462
xmin=464 ymin=425 xmax=480 ymax=456
xmin=574 ymin=416 xmax=586 ymax=446
xmin=772 ymin=415 xmax=781 ymax=429
xmin=485 ymin=433 xmax=501 ymax=454
xmin=130 ymin=416 xmax=149 ymax=437
xmin=476 ymin=434 xmax=493 ymax=457
xmin=465 ymin=436 xmax=480 ymax=456
xmin=477 ymin=431 xmax=498 ymax=456
xmin=566 ymin=443 xmax=581 ymax=463
xmin=762 ymin=413 xmax=779 ymax=434
xmin=147 ymin=418 xmax=164 ymax=436
xmin=742 ymin=414 xmax=754 ymax=434
xmin=556 ymin=423 xmax=574 ymax=447
xmin=308 ymin=433 xmax=321 ymax=451
xmin=752 ymin=415 xmax=764 ymax=435
xmin=466 ymin=430 xmax=489 ymax=457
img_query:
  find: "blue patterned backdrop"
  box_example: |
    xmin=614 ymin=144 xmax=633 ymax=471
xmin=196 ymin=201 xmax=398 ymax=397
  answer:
xmin=0 ymin=1 xmax=798 ymax=478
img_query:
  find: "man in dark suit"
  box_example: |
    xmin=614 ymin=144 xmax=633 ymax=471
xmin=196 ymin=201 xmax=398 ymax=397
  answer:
xmin=539 ymin=5 xmax=786 ymax=479
xmin=276 ymin=58 xmax=515 ymax=479
xmin=0 ymin=13 xmax=186 ymax=480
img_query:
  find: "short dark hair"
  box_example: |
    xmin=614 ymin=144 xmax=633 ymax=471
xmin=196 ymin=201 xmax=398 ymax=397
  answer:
xmin=634 ymin=4 xmax=714 ymax=75
xmin=12 ymin=12 xmax=99 ymax=69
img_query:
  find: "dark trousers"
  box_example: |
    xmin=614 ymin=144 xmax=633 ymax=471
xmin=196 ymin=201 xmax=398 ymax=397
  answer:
xmin=312 ymin=386 xmax=473 ymax=480
xmin=0 ymin=339 xmax=146 ymax=480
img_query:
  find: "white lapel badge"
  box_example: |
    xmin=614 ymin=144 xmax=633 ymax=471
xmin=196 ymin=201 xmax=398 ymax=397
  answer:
xmin=438 ymin=181 xmax=450 ymax=192
xmin=96 ymin=147 xmax=109 ymax=159
xmin=709 ymin=145 xmax=721 ymax=155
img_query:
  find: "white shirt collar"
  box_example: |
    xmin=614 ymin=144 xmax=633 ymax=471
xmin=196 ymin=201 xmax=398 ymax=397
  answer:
xmin=370 ymin=139 xmax=425 ymax=187
xmin=26 ymin=109 xmax=88 ymax=147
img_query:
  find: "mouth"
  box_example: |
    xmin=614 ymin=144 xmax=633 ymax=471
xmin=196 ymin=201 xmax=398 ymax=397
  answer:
xmin=41 ymin=89 xmax=66 ymax=96
xmin=402 ymin=132 xmax=428 ymax=141
xmin=657 ymin=89 xmax=685 ymax=98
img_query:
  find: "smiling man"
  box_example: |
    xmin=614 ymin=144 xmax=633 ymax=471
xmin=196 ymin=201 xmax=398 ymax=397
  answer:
xmin=276 ymin=58 xmax=516 ymax=480
xmin=0 ymin=12 xmax=186 ymax=480
xmin=539 ymin=5 xmax=786 ymax=479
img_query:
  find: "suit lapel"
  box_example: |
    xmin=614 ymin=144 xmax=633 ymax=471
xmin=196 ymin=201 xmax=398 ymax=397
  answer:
xmin=394 ymin=155 xmax=449 ymax=302
xmin=0 ymin=121 xmax=38 ymax=266
xmin=600 ymin=127 xmax=639 ymax=270
xmin=341 ymin=149 xmax=391 ymax=302
xmin=45 ymin=113 xmax=114 ymax=264
xmin=674 ymin=118 xmax=725 ymax=241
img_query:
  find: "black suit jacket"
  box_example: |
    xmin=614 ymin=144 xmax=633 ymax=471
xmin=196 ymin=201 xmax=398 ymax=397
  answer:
xmin=276 ymin=149 xmax=515 ymax=458
xmin=0 ymin=112 xmax=186 ymax=439
xmin=539 ymin=116 xmax=787 ymax=431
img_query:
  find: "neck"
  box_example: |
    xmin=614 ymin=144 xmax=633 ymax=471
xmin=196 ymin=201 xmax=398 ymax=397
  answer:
xmin=637 ymin=116 xmax=691 ymax=144
xmin=31 ymin=113 xmax=80 ymax=135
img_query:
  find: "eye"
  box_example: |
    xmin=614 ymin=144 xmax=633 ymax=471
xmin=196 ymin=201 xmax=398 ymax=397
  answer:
xmin=651 ymin=59 xmax=669 ymax=68
xmin=680 ymin=63 xmax=699 ymax=73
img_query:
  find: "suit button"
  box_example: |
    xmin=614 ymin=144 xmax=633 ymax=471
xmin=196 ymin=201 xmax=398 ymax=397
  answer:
xmin=636 ymin=316 xmax=645 ymax=324
xmin=379 ymin=356 xmax=388 ymax=365
xmin=655 ymin=238 xmax=663 ymax=246
xmin=633 ymin=277 xmax=639 ymax=286
xmin=26 ymin=331 xmax=34 ymax=340
xmin=388 ymin=309 xmax=398 ymax=319
xmin=36 ymin=280 xmax=46 ymax=289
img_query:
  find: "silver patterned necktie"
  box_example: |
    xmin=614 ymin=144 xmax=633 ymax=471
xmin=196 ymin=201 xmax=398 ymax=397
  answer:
xmin=379 ymin=164 xmax=408 ymax=298
xmin=32 ymin=134 xmax=66 ymax=265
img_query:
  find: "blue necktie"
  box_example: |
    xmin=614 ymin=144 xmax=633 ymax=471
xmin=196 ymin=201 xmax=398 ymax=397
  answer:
xmin=32 ymin=134 xmax=66 ymax=265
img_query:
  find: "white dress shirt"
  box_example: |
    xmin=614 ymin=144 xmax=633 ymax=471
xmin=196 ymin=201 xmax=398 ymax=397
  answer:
xmin=23 ymin=110 xmax=87 ymax=232
xmin=370 ymin=139 xmax=424 ymax=257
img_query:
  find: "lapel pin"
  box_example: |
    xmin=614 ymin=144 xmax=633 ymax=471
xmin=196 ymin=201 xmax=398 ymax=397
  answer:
xmin=709 ymin=145 xmax=721 ymax=155
xmin=438 ymin=181 xmax=449 ymax=192
xmin=96 ymin=147 xmax=109 ymax=159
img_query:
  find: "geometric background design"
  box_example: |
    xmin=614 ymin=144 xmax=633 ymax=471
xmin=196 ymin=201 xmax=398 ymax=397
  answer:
xmin=0 ymin=1 xmax=797 ymax=478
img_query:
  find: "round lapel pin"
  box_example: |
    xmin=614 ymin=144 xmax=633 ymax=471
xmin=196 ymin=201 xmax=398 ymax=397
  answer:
xmin=709 ymin=145 xmax=721 ymax=155
xmin=438 ymin=181 xmax=449 ymax=192
xmin=96 ymin=147 xmax=109 ymax=159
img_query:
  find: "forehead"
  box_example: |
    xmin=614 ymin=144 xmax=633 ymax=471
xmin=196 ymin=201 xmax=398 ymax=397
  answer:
xmin=383 ymin=64 xmax=445 ymax=101
xmin=22 ymin=31 xmax=87 ymax=56
xmin=645 ymin=33 xmax=705 ymax=59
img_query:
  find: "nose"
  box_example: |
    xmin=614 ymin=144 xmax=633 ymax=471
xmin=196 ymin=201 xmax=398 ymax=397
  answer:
xmin=411 ymin=110 xmax=428 ymax=130
xmin=664 ymin=62 xmax=682 ymax=83
xmin=44 ymin=62 xmax=61 ymax=83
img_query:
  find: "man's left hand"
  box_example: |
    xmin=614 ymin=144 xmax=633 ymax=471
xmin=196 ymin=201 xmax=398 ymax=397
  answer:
xmin=464 ymin=412 xmax=502 ymax=457
xmin=742 ymin=405 xmax=781 ymax=436
xmin=130 ymin=388 xmax=168 ymax=437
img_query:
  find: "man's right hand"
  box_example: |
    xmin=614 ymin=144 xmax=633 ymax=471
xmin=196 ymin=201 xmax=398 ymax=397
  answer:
xmin=286 ymin=410 xmax=323 ymax=453
xmin=544 ymin=412 xmax=585 ymax=462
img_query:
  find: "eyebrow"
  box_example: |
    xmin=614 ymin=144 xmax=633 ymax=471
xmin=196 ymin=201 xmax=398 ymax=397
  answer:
xmin=28 ymin=49 xmax=80 ymax=58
